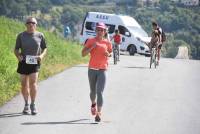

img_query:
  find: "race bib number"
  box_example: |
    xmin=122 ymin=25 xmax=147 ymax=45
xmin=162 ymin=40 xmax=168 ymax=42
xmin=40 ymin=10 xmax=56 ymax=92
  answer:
xmin=26 ymin=55 xmax=38 ymax=64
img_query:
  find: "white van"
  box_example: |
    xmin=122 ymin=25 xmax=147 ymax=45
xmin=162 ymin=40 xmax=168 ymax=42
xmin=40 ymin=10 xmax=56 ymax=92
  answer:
xmin=80 ymin=12 xmax=151 ymax=56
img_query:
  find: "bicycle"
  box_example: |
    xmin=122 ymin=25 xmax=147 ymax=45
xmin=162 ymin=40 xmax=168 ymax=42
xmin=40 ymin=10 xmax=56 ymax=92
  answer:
xmin=113 ymin=44 xmax=119 ymax=65
xmin=150 ymin=45 xmax=158 ymax=69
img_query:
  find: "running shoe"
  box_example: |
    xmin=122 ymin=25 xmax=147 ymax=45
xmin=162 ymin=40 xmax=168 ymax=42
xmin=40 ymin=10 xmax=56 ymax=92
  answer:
xmin=156 ymin=61 xmax=159 ymax=66
xmin=95 ymin=112 xmax=101 ymax=122
xmin=91 ymin=103 xmax=96 ymax=115
xmin=22 ymin=104 xmax=29 ymax=114
xmin=30 ymin=104 xmax=37 ymax=115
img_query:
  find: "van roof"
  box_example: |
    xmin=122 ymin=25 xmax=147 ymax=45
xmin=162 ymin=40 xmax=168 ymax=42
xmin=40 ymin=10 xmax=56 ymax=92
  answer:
xmin=87 ymin=12 xmax=141 ymax=28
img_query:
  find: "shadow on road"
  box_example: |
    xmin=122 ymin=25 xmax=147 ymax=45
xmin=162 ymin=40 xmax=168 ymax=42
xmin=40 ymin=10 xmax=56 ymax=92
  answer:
xmin=74 ymin=65 xmax=88 ymax=68
xmin=21 ymin=119 xmax=98 ymax=125
xmin=124 ymin=66 xmax=149 ymax=69
xmin=0 ymin=112 xmax=23 ymax=118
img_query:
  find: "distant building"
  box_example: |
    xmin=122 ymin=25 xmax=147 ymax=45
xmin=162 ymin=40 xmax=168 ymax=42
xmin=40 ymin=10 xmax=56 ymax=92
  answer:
xmin=137 ymin=0 xmax=160 ymax=7
xmin=116 ymin=0 xmax=135 ymax=4
xmin=142 ymin=0 xmax=160 ymax=3
xmin=116 ymin=0 xmax=160 ymax=5
xmin=171 ymin=0 xmax=179 ymax=2
xmin=181 ymin=0 xmax=199 ymax=6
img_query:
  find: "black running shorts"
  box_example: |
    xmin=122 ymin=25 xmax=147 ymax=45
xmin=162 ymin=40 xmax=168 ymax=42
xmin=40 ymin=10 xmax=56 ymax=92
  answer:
xmin=17 ymin=60 xmax=40 ymax=75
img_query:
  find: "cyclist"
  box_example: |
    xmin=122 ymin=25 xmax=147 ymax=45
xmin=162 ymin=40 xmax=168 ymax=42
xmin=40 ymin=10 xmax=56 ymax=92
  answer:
xmin=147 ymin=29 xmax=160 ymax=67
xmin=152 ymin=21 xmax=163 ymax=65
xmin=111 ymin=29 xmax=121 ymax=61
xmin=149 ymin=30 xmax=160 ymax=49
xmin=81 ymin=22 xmax=112 ymax=122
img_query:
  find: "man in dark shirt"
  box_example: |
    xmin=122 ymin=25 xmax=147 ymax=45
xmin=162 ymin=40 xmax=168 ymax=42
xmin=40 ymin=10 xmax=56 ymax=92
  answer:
xmin=14 ymin=17 xmax=47 ymax=115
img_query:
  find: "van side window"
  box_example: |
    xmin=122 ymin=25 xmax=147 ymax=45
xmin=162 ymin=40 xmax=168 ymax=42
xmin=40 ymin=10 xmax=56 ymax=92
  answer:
xmin=85 ymin=22 xmax=115 ymax=34
xmin=118 ymin=25 xmax=131 ymax=37
xmin=85 ymin=22 xmax=96 ymax=31
xmin=106 ymin=24 xmax=115 ymax=34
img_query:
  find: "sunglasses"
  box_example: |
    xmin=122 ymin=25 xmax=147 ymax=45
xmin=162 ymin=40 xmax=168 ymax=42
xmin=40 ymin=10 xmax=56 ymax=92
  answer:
xmin=26 ymin=22 xmax=36 ymax=25
xmin=96 ymin=29 xmax=104 ymax=32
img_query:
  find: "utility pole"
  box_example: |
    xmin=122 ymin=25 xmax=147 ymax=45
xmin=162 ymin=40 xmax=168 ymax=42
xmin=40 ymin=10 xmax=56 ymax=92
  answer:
xmin=115 ymin=0 xmax=119 ymax=14
xmin=126 ymin=0 xmax=129 ymax=15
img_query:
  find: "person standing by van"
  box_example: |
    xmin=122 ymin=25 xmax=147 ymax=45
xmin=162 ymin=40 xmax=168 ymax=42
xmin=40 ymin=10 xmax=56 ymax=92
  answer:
xmin=14 ymin=17 xmax=47 ymax=115
xmin=111 ymin=29 xmax=121 ymax=61
xmin=82 ymin=22 xmax=112 ymax=122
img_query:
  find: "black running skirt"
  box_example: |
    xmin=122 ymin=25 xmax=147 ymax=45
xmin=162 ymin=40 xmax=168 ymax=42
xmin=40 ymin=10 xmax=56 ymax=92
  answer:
xmin=17 ymin=60 xmax=40 ymax=75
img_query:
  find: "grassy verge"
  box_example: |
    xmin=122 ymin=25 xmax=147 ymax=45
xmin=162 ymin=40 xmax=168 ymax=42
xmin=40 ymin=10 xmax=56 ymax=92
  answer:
xmin=0 ymin=16 xmax=88 ymax=106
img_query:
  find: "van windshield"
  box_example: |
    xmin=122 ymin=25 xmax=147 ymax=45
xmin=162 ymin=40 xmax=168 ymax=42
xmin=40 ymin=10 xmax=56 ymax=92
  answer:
xmin=128 ymin=26 xmax=148 ymax=37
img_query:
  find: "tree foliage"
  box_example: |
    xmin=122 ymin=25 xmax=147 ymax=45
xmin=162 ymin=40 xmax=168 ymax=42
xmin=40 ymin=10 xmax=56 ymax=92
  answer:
xmin=0 ymin=0 xmax=199 ymax=59
xmin=130 ymin=1 xmax=200 ymax=59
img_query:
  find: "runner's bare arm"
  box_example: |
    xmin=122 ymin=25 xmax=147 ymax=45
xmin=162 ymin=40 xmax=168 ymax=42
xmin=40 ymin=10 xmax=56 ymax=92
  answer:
xmin=38 ymin=48 xmax=47 ymax=62
xmin=82 ymin=43 xmax=96 ymax=57
xmin=14 ymin=49 xmax=23 ymax=62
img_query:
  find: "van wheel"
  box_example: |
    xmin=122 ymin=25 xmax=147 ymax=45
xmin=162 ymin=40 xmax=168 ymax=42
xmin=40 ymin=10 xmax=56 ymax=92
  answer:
xmin=129 ymin=45 xmax=136 ymax=56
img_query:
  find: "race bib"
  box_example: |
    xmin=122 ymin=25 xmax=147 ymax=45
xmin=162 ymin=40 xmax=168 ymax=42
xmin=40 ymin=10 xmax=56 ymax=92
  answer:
xmin=26 ymin=55 xmax=38 ymax=64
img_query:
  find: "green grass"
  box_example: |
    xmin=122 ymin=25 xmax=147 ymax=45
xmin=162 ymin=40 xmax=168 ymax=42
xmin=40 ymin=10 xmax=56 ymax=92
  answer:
xmin=0 ymin=16 xmax=88 ymax=106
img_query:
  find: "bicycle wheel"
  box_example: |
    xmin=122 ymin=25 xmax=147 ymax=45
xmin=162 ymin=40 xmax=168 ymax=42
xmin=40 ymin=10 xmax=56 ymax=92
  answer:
xmin=150 ymin=56 xmax=152 ymax=68
xmin=113 ymin=50 xmax=117 ymax=65
xmin=117 ymin=48 xmax=120 ymax=61
xmin=150 ymin=50 xmax=154 ymax=68
xmin=154 ymin=52 xmax=157 ymax=68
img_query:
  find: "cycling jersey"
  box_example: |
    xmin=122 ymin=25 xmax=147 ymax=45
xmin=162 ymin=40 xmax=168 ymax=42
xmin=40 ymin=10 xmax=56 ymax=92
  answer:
xmin=113 ymin=34 xmax=121 ymax=44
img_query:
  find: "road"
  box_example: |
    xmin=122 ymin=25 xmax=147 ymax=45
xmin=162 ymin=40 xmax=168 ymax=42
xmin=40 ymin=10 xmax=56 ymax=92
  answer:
xmin=0 ymin=55 xmax=200 ymax=134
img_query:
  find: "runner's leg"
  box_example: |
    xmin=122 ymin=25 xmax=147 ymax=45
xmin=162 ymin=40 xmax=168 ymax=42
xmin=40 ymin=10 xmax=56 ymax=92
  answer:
xmin=94 ymin=70 xmax=106 ymax=121
xmin=29 ymin=72 xmax=38 ymax=115
xmin=96 ymin=70 xmax=106 ymax=112
xmin=20 ymin=74 xmax=30 ymax=113
xmin=88 ymin=69 xmax=97 ymax=104
xmin=29 ymin=72 xmax=38 ymax=104
xmin=20 ymin=74 xmax=29 ymax=105
xmin=88 ymin=69 xmax=98 ymax=115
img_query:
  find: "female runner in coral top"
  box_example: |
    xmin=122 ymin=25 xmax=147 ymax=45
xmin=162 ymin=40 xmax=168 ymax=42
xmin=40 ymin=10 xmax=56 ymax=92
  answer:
xmin=82 ymin=22 xmax=112 ymax=122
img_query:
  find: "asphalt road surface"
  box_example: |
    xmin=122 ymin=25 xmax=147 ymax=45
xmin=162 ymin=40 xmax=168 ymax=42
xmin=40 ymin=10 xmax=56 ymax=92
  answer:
xmin=0 ymin=55 xmax=200 ymax=134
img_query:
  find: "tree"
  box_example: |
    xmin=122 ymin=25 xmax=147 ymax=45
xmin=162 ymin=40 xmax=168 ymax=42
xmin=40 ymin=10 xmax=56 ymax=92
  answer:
xmin=0 ymin=0 xmax=9 ymax=15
